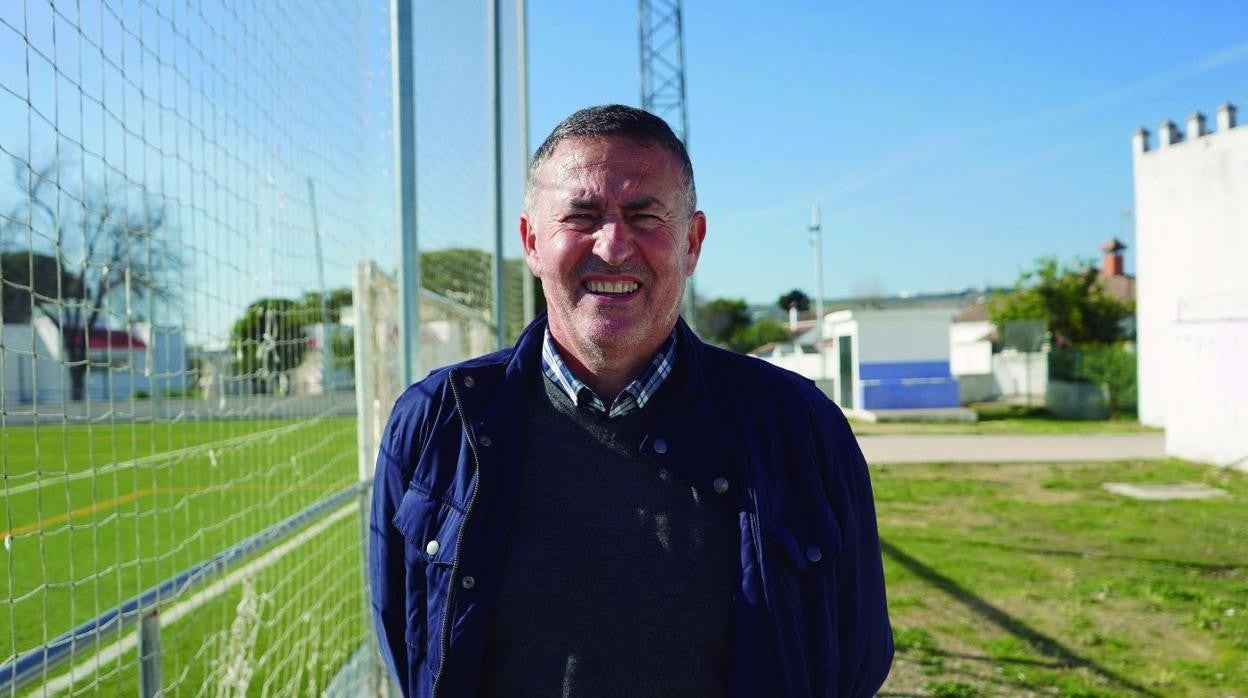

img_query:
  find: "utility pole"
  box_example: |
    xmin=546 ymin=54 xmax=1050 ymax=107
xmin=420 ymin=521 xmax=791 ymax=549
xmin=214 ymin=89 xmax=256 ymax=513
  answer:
xmin=639 ymin=0 xmax=696 ymax=330
xmin=809 ymin=205 xmax=826 ymax=381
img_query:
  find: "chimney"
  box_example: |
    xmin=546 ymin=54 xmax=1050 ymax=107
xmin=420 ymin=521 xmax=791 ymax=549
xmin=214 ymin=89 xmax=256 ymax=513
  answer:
xmin=1217 ymin=103 xmax=1237 ymax=131
xmin=1187 ymin=112 xmax=1207 ymax=138
xmin=1132 ymin=127 xmax=1151 ymax=154
xmin=1159 ymin=120 xmax=1183 ymax=147
xmin=1100 ymin=237 xmax=1126 ymax=278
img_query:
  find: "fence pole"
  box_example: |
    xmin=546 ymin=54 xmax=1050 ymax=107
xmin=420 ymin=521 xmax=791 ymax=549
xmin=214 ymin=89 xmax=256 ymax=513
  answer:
xmin=138 ymin=610 xmax=162 ymax=697
xmin=392 ymin=0 xmax=421 ymax=386
xmin=490 ymin=0 xmax=506 ymax=348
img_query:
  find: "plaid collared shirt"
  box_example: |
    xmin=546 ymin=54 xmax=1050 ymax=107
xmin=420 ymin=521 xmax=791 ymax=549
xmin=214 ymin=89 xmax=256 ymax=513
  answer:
xmin=541 ymin=328 xmax=677 ymax=419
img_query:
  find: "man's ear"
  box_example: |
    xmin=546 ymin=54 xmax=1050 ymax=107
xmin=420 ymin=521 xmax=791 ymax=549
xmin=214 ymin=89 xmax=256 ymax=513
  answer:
xmin=684 ymin=210 xmax=707 ymax=277
xmin=520 ymin=213 xmax=540 ymax=276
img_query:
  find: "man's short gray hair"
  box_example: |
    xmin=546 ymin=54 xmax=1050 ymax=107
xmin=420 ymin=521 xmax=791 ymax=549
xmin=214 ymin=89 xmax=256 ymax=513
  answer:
xmin=525 ymin=104 xmax=697 ymax=217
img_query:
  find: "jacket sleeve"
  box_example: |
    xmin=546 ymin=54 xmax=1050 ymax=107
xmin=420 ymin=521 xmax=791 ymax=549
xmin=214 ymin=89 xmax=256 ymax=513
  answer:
xmin=369 ymin=380 xmax=437 ymax=696
xmin=811 ymin=394 xmax=894 ymax=696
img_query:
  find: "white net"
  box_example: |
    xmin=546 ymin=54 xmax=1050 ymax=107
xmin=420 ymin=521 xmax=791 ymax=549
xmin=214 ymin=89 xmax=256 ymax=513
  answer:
xmin=0 ymin=1 xmax=394 ymax=694
xmin=0 ymin=0 xmax=526 ymax=691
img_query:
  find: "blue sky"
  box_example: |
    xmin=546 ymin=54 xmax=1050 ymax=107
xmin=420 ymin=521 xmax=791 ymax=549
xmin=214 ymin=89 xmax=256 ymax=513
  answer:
xmin=3 ymin=1 xmax=1246 ymax=341
xmin=528 ymin=0 xmax=1248 ymax=305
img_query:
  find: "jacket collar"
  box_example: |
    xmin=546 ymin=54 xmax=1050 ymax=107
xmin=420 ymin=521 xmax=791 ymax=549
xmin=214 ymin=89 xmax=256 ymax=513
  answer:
xmin=451 ymin=314 xmax=751 ymax=511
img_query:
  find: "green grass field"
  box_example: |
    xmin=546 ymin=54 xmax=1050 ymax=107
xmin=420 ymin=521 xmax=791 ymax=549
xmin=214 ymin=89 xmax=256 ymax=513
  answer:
xmin=0 ymin=417 xmax=367 ymax=694
xmin=7 ymin=417 xmax=1244 ymax=696
xmin=874 ymin=458 xmax=1248 ymax=697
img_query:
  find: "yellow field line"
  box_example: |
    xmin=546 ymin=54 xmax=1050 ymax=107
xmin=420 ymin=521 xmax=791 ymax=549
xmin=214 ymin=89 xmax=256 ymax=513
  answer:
xmin=1 ymin=482 xmax=353 ymax=539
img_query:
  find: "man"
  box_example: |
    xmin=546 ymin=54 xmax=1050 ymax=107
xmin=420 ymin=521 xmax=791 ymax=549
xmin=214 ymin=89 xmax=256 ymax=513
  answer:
xmin=370 ymin=105 xmax=892 ymax=697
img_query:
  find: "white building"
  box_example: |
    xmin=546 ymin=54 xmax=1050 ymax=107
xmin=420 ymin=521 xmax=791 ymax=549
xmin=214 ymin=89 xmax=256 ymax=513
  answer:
xmin=1133 ymin=103 xmax=1248 ymax=468
xmin=1 ymin=315 xmax=187 ymax=403
xmin=757 ymin=306 xmax=960 ymax=413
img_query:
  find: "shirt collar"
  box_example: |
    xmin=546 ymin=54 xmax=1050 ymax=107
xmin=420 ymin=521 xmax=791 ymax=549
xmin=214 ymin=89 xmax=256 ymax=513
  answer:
xmin=541 ymin=327 xmax=678 ymax=419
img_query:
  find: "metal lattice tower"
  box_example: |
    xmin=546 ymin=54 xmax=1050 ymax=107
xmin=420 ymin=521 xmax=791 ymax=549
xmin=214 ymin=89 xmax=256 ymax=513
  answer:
xmin=639 ymin=0 xmax=689 ymax=145
xmin=639 ymin=0 xmax=697 ymax=326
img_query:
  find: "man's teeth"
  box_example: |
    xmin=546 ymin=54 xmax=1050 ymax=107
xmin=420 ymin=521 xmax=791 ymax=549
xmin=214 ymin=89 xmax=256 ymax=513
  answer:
xmin=586 ymin=280 xmax=639 ymax=294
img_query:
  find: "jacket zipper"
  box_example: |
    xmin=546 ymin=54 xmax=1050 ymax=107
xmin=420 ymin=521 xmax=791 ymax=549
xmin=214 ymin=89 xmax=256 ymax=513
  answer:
xmin=432 ymin=371 xmax=483 ymax=698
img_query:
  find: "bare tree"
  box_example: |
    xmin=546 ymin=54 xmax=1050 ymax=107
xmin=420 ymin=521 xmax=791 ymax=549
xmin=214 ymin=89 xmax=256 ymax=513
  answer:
xmin=1 ymin=159 xmax=179 ymax=400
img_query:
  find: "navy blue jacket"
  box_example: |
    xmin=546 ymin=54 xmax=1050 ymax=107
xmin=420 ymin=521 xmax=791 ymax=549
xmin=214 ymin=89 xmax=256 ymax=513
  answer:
xmin=370 ymin=316 xmax=893 ymax=697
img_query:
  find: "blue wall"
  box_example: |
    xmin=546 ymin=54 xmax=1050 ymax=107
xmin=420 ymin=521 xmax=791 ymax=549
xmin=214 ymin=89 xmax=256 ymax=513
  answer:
xmin=860 ymin=360 xmax=960 ymax=409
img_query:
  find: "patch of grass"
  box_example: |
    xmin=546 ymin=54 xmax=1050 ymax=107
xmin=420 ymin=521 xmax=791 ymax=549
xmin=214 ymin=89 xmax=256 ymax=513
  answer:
xmin=892 ymin=625 xmax=937 ymax=653
xmin=876 ymin=458 xmax=1248 ymax=697
xmin=927 ymin=680 xmax=981 ymax=697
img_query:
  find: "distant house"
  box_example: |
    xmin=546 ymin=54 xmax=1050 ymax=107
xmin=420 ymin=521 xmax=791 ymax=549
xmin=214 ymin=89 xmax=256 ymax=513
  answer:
xmin=1 ymin=313 xmax=187 ymax=403
xmin=757 ymin=306 xmax=960 ymax=413
xmin=1134 ymin=103 xmax=1248 ymax=467
xmin=949 ymin=238 xmax=1136 ymax=405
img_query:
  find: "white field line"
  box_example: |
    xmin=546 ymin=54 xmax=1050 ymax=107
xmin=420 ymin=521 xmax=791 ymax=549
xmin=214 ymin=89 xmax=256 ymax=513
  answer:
xmin=4 ymin=421 xmax=321 ymax=497
xmin=35 ymin=502 xmax=358 ymax=696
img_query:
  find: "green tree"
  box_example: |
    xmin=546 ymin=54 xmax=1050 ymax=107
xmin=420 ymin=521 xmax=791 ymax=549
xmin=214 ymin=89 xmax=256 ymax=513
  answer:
xmin=421 ymin=248 xmax=493 ymax=310
xmin=989 ymin=257 xmax=1132 ymax=348
xmin=696 ymin=298 xmax=751 ymax=347
xmin=299 ymin=287 xmax=353 ymax=323
xmin=777 ymin=288 xmax=811 ymax=313
xmin=729 ymin=317 xmax=791 ymax=353
xmin=420 ymin=247 xmax=532 ymax=340
xmin=229 ymin=298 xmax=315 ymax=394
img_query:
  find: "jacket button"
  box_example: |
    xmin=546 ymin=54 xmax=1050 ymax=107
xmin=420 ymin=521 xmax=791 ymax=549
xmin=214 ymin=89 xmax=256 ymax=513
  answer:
xmin=463 ymin=375 xmax=475 ymax=388
xmin=712 ymin=477 xmax=729 ymax=494
xmin=479 ymin=435 xmax=493 ymax=447
xmin=806 ymin=546 xmax=823 ymax=563
xmin=652 ymin=438 xmax=668 ymax=454
xmin=425 ymin=540 xmax=440 ymax=556
xmin=461 ymin=575 xmax=476 ymax=589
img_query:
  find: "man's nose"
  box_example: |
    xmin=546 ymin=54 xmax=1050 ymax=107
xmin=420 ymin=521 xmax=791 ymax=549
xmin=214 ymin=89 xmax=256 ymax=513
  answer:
xmin=593 ymin=217 xmax=635 ymax=266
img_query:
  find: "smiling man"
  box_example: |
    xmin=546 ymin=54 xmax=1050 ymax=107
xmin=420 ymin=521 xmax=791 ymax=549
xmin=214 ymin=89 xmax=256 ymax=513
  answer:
xmin=370 ymin=105 xmax=893 ymax=698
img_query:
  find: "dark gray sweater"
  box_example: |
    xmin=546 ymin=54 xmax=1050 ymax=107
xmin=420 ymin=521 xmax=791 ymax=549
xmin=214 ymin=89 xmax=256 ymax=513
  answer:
xmin=477 ymin=374 xmax=739 ymax=698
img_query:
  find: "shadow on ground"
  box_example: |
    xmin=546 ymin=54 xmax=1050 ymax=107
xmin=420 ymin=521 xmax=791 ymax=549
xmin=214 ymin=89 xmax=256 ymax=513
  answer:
xmin=880 ymin=538 xmax=1162 ymax=697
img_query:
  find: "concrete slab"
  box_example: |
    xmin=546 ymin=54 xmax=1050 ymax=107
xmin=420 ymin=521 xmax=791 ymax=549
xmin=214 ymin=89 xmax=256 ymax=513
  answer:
xmin=858 ymin=433 xmax=1167 ymax=464
xmin=1102 ymin=482 xmax=1229 ymax=500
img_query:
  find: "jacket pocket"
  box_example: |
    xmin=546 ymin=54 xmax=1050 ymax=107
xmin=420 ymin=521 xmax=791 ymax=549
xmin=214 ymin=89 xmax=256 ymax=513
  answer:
xmin=391 ymin=487 xmax=466 ymax=655
xmin=765 ymin=502 xmax=842 ymax=573
xmin=763 ymin=507 xmax=844 ymax=696
xmin=392 ymin=486 xmax=465 ymax=566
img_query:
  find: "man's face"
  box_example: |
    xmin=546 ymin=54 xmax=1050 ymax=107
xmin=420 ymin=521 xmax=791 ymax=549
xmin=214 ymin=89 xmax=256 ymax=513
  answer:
xmin=521 ymin=136 xmax=706 ymax=363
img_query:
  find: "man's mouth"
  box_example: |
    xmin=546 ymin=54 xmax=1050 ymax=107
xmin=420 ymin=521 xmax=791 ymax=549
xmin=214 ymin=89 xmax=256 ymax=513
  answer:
xmin=583 ymin=280 xmax=640 ymax=296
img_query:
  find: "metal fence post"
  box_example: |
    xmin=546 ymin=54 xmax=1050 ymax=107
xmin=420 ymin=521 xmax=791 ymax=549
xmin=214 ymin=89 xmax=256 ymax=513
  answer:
xmin=138 ymin=610 xmax=162 ymax=697
xmin=392 ymin=0 xmax=421 ymax=386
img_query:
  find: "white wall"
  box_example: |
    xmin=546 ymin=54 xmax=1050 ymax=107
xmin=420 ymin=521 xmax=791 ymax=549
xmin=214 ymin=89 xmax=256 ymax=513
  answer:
xmin=2 ymin=323 xmax=68 ymax=403
xmin=3 ymin=321 xmax=189 ymax=404
xmin=831 ymin=307 xmax=956 ymax=364
xmin=992 ymin=350 xmax=1047 ymax=400
xmin=1165 ymin=317 xmax=1248 ymax=466
xmin=1133 ymin=107 xmax=1248 ymax=466
xmin=950 ymin=321 xmax=993 ymax=375
xmin=757 ymin=351 xmax=826 ymax=380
